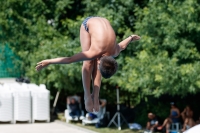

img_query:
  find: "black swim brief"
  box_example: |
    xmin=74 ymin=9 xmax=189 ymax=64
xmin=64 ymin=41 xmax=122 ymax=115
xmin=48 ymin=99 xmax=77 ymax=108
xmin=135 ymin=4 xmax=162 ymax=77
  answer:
xmin=82 ymin=16 xmax=94 ymax=32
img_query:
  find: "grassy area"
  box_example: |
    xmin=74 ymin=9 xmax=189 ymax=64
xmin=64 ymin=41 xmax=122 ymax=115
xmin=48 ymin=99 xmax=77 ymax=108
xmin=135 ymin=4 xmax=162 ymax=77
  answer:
xmin=57 ymin=113 xmax=143 ymax=133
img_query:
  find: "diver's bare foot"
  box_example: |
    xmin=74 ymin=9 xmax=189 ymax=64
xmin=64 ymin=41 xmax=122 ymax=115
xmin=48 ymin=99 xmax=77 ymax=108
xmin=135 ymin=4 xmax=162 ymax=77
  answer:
xmin=84 ymin=95 xmax=94 ymax=112
xmin=91 ymin=94 xmax=100 ymax=112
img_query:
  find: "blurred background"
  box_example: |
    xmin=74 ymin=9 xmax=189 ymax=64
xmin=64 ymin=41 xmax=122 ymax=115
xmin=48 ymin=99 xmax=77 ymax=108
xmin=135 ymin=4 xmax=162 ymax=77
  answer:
xmin=1 ymin=0 xmax=200 ymax=132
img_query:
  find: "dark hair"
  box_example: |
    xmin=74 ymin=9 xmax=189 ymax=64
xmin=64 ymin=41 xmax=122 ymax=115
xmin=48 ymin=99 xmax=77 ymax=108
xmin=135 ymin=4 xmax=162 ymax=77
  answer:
xmin=99 ymin=56 xmax=118 ymax=79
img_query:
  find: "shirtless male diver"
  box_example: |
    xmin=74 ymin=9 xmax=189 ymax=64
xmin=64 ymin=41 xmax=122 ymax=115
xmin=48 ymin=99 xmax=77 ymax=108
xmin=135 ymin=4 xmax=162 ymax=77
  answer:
xmin=36 ymin=16 xmax=140 ymax=112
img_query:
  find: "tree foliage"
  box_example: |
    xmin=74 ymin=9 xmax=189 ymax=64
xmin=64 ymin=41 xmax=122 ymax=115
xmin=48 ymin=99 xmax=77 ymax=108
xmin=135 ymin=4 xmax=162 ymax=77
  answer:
xmin=1 ymin=0 xmax=200 ymax=101
xmin=113 ymin=0 xmax=200 ymax=97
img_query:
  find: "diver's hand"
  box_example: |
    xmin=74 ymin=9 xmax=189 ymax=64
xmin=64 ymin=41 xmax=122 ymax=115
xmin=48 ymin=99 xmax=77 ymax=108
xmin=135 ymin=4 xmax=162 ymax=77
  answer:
xmin=36 ymin=60 xmax=50 ymax=71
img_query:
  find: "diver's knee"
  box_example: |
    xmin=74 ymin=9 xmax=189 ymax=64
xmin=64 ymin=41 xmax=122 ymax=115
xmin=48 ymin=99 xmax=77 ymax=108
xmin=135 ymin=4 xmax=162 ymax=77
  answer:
xmin=83 ymin=61 xmax=94 ymax=69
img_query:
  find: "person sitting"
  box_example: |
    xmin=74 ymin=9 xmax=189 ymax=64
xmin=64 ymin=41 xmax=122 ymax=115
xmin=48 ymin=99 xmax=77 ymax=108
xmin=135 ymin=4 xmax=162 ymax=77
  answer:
xmin=157 ymin=102 xmax=180 ymax=133
xmin=181 ymin=105 xmax=195 ymax=132
xmin=146 ymin=112 xmax=159 ymax=132
xmin=181 ymin=105 xmax=194 ymax=121
xmin=68 ymin=97 xmax=81 ymax=119
xmin=87 ymin=99 xmax=106 ymax=120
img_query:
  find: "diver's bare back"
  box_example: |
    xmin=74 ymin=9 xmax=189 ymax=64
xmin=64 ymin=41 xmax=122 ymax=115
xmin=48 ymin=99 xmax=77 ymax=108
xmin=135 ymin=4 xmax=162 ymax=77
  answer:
xmin=87 ymin=17 xmax=117 ymax=57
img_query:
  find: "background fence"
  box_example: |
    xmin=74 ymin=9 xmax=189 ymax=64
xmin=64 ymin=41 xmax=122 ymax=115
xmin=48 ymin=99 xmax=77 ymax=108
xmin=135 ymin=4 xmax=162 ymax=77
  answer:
xmin=0 ymin=45 xmax=21 ymax=78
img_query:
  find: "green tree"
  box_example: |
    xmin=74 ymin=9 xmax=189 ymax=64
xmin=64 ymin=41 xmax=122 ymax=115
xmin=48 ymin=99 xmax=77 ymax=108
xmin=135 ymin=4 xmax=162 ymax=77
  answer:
xmin=0 ymin=0 xmax=144 ymax=94
xmin=1 ymin=0 xmax=200 ymax=102
xmin=112 ymin=0 xmax=200 ymax=97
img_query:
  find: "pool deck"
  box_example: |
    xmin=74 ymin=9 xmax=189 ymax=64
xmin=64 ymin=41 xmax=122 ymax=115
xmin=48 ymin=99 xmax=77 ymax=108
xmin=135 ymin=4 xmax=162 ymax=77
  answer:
xmin=0 ymin=120 xmax=97 ymax=133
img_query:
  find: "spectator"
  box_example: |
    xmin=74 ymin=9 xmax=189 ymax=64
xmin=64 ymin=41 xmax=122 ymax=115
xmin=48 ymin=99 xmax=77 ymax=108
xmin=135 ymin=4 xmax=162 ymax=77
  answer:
xmin=146 ymin=112 xmax=159 ymax=132
xmin=181 ymin=105 xmax=193 ymax=121
xmin=181 ymin=105 xmax=195 ymax=132
xmin=157 ymin=102 xmax=180 ymax=133
xmin=68 ymin=97 xmax=81 ymax=119
xmin=87 ymin=99 xmax=106 ymax=120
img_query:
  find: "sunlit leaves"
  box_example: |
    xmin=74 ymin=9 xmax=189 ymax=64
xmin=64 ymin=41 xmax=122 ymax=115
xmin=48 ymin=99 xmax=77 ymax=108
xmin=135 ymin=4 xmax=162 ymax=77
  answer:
xmin=115 ymin=0 xmax=200 ymax=97
xmin=1 ymin=0 xmax=200 ymax=99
